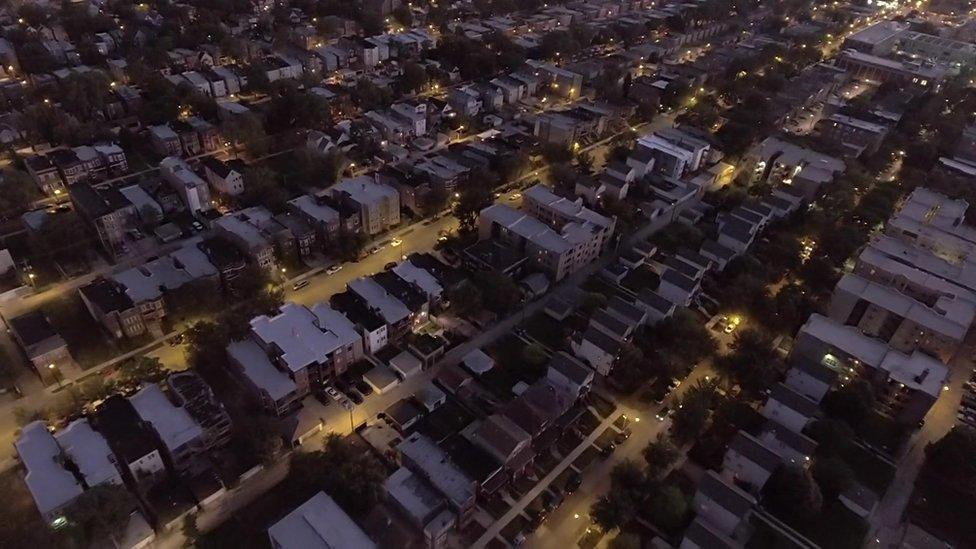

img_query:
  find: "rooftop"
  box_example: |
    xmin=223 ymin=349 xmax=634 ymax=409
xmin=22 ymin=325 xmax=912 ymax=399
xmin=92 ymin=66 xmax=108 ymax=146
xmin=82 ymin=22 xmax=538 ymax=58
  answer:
xmin=226 ymin=339 xmax=298 ymax=401
xmin=129 ymin=384 xmax=203 ymax=453
xmin=54 ymin=419 xmax=119 ymax=488
xmin=397 ymin=433 xmax=475 ymax=507
xmin=15 ymin=421 xmax=83 ymax=516
xmin=267 ymin=491 xmax=376 ymax=549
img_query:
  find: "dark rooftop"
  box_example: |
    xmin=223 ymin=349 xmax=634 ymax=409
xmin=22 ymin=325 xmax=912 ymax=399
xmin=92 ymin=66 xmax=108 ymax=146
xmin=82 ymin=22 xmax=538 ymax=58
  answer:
xmin=9 ymin=312 xmax=59 ymax=347
xmin=91 ymin=395 xmax=160 ymax=463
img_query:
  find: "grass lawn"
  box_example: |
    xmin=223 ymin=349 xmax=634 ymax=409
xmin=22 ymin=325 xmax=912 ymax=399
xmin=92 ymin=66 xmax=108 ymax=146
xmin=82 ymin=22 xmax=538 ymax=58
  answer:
xmin=579 ymin=409 xmax=603 ymax=435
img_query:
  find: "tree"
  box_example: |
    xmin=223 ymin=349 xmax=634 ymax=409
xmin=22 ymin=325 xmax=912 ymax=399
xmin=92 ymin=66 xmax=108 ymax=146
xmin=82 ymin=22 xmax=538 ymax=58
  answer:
xmin=671 ymin=394 xmax=709 ymax=443
xmin=762 ymin=465 xmax=823 ymax=526
xmin=222 ymin=113 xmax=268 ymax=157
xmin=420 ymin=185 xmax=449 ymax=217
xmin=821 ymin=380 xmax=875 ymax=430
xmin=806 ymin=418 xmax=855 ymax=457
xmin=608 ymin=533 xmax=641 ymax=549
xmin=61 ymin=485 xmax=135 ymax=545
xmin=647 ymin=485 xmax=689 ymax=531
xmin=576 ymin=151 xmax=594 ymax=174
xmin=581 ymin=292 xmax=608 ymax=313
xmin=453 ymin=185 xmax=492 ymax=234
xmin=244 ymin=62 xmax=271 ymax=93
xmin=392 ymin=5 xmax=413 ymax=27
xmin=522 ymin=343 xmax=549 ymax=378
xmin=398 ymin=62 xmax=428 ymax=93
xmin=591 ymin=460 xmax=648 ymax=531
xmin=240 ymin=415 xmax=283 ymax=466
xmin=921 ymin=426 xmax=976 ymax=497
xmin=353 ymin=78 xmax=393 ymax=111
xmin=31 ymin=211 xmax=89 ymax=259
xmin=447 ymin=280 xmax=483 ymax=316
xmin=0 ymin=169 xmax=41 ymax=218
xmin=288 ymin=434 xmax=387 ymax=516
xmin=241 ymin=166 xmax=289 ymax=212
xmin=643 ymin=434 xmax=679 ymax=476
xmin=138 ymin=204 xmax=162 ymax=230
xmin=184 ymin=320 xmax=231 ymax=373
xmin=811 ymin=455 xmax=855 ymax=499
xmin=714 ymin=328 xmax=779 ymax=395
xmin=116 ymin=356 xmax=166 ymax=390
xmin=473 ymin=270 xmax=522 ymax=314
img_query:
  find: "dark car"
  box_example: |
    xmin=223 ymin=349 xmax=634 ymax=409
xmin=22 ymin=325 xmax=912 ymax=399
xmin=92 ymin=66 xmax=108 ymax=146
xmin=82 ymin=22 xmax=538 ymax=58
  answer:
xmin=346 ymin=389 xmax=364 ymax=405
xmin=313 ymin=390 xmax=332 ymax=406
xmin=526 ymin=509 xmax=548 ymax=532
xmin=565 ymin=472 xmax=582 ymax=494
xmin=543 ymin=489 xmax=564 ymax=511
xmin=384 ymin=261 xmax=397 ymax=270
xmin=354 ymin=379 xmax=374 ymax=396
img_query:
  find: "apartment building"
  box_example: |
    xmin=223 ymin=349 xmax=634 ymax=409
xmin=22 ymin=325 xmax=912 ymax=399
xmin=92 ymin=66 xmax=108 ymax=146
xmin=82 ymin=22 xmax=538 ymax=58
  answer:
xmin=69 ymin=184 xmax=136 ymax=258
xmin=159 ymin=156 xmax=213 ymax=214
xmin=328 ymin=176 xmax=401 ymax=235
xmin=79 ymin=278 xmax=149 ymax=339
xmin=815 ymin=113 xmax=890 ymax=157
xmin=167 ymin=372 xmax=233 ymax=451
xmin=228 ymin=303 xmax=363 ymax=414
xmin=214 ymin=212 xmax=277 ymax=273
xmin=828 ymin=273 xmax=975 ymax=362
xmin=745 ymin=136 xmax=846 ymax=199
xmin=792 ymin=314 xmax=948 ymax=425
xmin=129 ymin=384 xmax=204 ymax=472
xmin=636 ymin=128 xmax=712 ymax=180
xmin=835 ymin=50 xmax=948 ymax=91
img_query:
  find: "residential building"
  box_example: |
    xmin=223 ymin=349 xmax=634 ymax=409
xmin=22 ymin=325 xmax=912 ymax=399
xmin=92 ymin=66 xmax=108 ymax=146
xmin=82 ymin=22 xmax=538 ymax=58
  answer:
xmin=478 ymin=187 xmax=614 ymax=282
xmin=348 ymin=277 xmax=413 ymax=338
xmin=91 ymin=395 xmax=167 ymax=486
xmin=15 ymin=422 xmax=84 ymax=524
xmin=571 ymin=325 xmax=621 ymax=376
xmin=8 ymin=312 xmax=73 ymax=385
xmin=692 ymin=470 xmax=756 ymax=539
xmin=327 ymin=176 xmax=401 ymax=235
xmin=227 ymin=339 xmax=300 ymax=416
xmin=202 ymin=157 xmax=246 ymax=196
xmin=159 ymin=156 xmax=213 ymax=214
xmin=835 ymin=50 xmax=948 ymax=91
xmin=398 ymin=433 xmax=477 ymax=526
xmin=78 ymin=278 xmax=148 ymax=339
xmin=267 ymin=492 xmax=376 ymax=549
xmin=828 ymin=273 xmax=974 ymax=362
xmin=816 ymin=114 xmax=889 ymax=157
xmin=129 ymin=384 xmax=204 ymax=472
xmin=761 ymin=383 xmax=820 ymax=433
xmin=745 ymin=137 xmax=845 ymax=200
xmin=167 ymin=372 xmax=233 ymax=451
xmin=636 ymin=128 xmax=712 ymax=179
xmin=545 ymin=351 xmax=594 ymax=399
xmin=721 ymin=431 xmax=781 ymax=492
xmin=69 ymin=184 xmax=136 ymax=258
xmin=792 ymin=314 xmax=949 ymax=425
xmin=214 ymin=213 xmax=277 ymax=273
xmin=384 ymin=468 xmax=455 ymax=549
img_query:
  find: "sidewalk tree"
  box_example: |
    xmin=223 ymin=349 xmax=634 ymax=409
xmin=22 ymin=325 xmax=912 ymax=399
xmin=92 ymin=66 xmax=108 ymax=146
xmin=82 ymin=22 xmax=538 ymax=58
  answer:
xmin=811 ymin=455 xmax=855 ymax=499
xmin=643 ymin=434 xmax=679 ymax=476
xmin=61 ymin=484 xmax=135 ymax=546
xmin=671 ymin=394 xmax=709 ymax=443
xmin=762 ymin=465 xmax=823 ymax=526
xmin=453 ymin=185 xmax=492 ymax=234
xmin=648 ymin=485 xmax=689 ymax=531
xmin=289 ymin=434 xmax=387 ymax=516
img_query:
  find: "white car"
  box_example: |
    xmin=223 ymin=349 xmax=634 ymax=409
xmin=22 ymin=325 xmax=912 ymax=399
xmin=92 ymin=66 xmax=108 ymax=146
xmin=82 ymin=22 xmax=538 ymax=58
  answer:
xmin=326 ymin=264 xmax=343 ymax=275
xmin=325 ymin=386 xmax=342 ymax=400
xmin=390 ymin=237 xmax=402 ymax=247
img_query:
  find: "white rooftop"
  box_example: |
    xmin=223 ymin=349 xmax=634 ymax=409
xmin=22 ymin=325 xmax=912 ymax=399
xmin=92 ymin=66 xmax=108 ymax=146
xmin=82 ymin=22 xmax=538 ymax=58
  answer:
xmin=393 ymin=260 xmax=443 ymax=299
xmin=331 ymin=175 xmax=398 ymax=207
xmin=251 ymin=303 xmax=359 ymax=373
xmin=54 ymin=419 xmax=119 ymax=488
xmin=267 ymin=491 xmax=376 ymax=549
xmin=397 ymin=433 xmax=475 ymax=507
xmin=461 ymin=348 xmax=496 ymax=375
xmin=348 ymin=277 xmax=411 ymax=325
xmin=227 ymin=339 xmax=297 ymax=401
xmin=15 ymin=421 xmax=83 ymax=517
xmin=129 ymin=384 xmax=203 ymax=453
xmin=289 ymin=195 xmax=340 ymax=224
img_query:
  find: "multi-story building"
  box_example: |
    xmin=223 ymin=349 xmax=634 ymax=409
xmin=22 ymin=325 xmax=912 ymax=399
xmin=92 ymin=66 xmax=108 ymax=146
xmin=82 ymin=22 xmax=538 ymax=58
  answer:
xmin=636 ymin=128 xmax=712 ymax=180
xmin=835 ymin=50 xmax=948 ymax=91
xmin=744 ymin=136 xmax=846 ymax=200
xmin=792 ymin=314 xmax=949 ymax=425
xmin=69 ymin=184 xmax=136 ymax=258
xmin=897 ymin=31 xmax=976 ymax=68
xmin=478 ymin=184 xmax=615 ymax=282
xmin=328 ymin=176 xmax=401 ymax=235
xmin=214 ymin=212 xmax=277 ymax=273
xmin=160 ymin=156 xmax=213 ymax=214
xmin=129 ymin=384 xmax=204 ymax=472
xmin=202 ymin=157 xmax=245 ymax=196
xmin=8 ymin=312 xmax=73 ymax=385
xmin=228 ymin=302 xmax=364 ymax=414
xmin=166 ymin=371 xmax=233 ymax=451
xmin=78 ymin=278 xmax=149 ymax=339
xmin=828 ymin=273 xmax=974 ymax=362
xmin=91 ymin=395 xmax=167 ymax=486
xmin=815 ymin=114 xmax=890 ymax=157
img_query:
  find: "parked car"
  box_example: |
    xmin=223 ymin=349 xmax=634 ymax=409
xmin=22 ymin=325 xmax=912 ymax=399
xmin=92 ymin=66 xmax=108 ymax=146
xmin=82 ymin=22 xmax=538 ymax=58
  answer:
xmin=565 ymin=472 xmax=582 ymax=494
xmin=292 ymin=280 xmax=309 ymax=291
xmin=324 ymin=386 xmax=342 ymax=401
xmin=354 ymin=379 xmax=374 ymax=396
xmin=656 ymin=406 xmax=672 ymax=421
xmin=326 ymin=264 xmax=343 ymax=275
